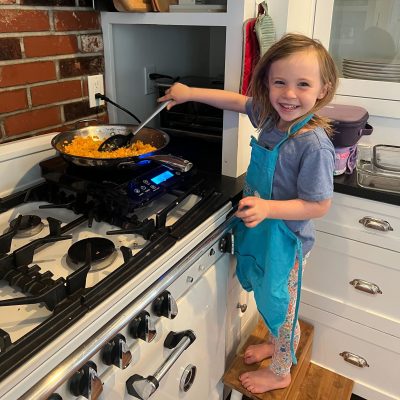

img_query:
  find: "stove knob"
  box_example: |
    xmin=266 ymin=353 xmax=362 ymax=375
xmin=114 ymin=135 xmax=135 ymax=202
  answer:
xmin=101 ymin=333 xmax=132 ymax=369
xmin=129 ymin=311 xmax=157 ymax=343
xmin=69 ymin=361 xmax=103 ymax=400
xmin=152 ymin=290 xmax=178 ymax=319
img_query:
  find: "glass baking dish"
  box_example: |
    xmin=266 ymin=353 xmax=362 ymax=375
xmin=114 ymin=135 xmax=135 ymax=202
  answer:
xmin=373 ymin=145 xmax=400 ymax=172
xmin=356 ymin=144 xmax=400 ymax=194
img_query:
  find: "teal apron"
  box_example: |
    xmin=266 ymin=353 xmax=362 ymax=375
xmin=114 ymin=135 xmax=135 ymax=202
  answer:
xmin=234 ymin=116 xmax=312 ymax=364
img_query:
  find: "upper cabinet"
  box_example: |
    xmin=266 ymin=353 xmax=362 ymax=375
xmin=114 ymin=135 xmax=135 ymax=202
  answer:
xmin=288 ymin=0 xmax=400 ymax=118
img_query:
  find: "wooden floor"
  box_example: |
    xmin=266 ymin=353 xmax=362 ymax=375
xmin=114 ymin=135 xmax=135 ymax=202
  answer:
xmin=223 ymin=319 xmax=354 ymax=400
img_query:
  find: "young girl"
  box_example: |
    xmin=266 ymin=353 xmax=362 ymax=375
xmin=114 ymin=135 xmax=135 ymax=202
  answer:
xmin=159 ymin=33 xmax=338 ymax=395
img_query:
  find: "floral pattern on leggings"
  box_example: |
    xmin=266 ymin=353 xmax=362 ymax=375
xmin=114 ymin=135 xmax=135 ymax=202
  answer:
xmin=269 ymin=255 xmax=307 ymax=376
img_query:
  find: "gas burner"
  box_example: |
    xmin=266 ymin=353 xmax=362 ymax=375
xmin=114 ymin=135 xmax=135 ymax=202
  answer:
xmin=67 ymin=238 xmax=117 ymax=272
xmin=9 ymin=215 xmax=45 ymax=238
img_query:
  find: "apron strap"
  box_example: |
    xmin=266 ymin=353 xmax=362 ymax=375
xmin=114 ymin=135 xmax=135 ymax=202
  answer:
xmin=290 ymin=241 xmax=303 ymax=364
xmin=289 ymin=114 xmax=314 ymax=137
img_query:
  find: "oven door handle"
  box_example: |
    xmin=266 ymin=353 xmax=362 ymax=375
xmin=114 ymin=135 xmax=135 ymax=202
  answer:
xmin=126 ymin=330 xmax=196 ymax=399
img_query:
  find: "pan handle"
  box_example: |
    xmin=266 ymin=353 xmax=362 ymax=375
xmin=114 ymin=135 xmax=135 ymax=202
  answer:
xmin=144 ymin=155 xmax=193 ymax=172
xmin=118 ymin=155 xmax=193 ymax=173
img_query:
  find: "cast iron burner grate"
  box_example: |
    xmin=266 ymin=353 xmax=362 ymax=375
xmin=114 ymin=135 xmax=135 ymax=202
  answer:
xmin=67 ymin=237 xmax=117 ymax=271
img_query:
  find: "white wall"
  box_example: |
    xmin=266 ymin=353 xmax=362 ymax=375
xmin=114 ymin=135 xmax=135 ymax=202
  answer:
xmin=111 ymin=24 xmax=225 ymax=125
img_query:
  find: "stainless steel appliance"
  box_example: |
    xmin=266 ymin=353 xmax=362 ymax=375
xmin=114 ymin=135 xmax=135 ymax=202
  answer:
xmin=0 ymin=135 xmax=240 ymax=400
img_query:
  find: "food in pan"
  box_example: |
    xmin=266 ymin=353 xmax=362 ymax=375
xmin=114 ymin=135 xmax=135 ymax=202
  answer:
xmin=62 ymin=136 xmax=156 ymax=158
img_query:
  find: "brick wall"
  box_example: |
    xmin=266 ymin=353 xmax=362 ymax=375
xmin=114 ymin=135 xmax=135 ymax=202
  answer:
xmin=0 ymin=1 xmax=107 ymax=143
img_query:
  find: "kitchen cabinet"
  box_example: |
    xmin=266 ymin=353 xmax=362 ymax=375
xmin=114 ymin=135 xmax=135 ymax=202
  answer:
xmin=286 ymin=0 xmax=400 ymax=119
xmin=299 ymin=192 xmax=400 ymax=400
xmin=100 ymin=1 xmax=258 ymax=178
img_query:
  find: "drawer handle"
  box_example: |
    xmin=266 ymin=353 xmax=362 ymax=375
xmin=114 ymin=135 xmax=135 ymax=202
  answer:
xmin=237 ymin=303 xmax=248 ymax=313
xmin=349 ymin=279 xmax=382 ymax=295
xmin=359 ymin=216 xmax=393 ymax=232
xmin=339 ymin=351 xmax=370 ymax=368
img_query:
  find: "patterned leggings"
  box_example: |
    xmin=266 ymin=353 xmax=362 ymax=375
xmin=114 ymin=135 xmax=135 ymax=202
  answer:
xmin=269 ymin=256 xmax=307 ymax=376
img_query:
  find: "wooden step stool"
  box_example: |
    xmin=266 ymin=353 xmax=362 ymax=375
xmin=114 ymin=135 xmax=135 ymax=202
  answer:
xmin=223 ymin=319 xmax=354 ymax=400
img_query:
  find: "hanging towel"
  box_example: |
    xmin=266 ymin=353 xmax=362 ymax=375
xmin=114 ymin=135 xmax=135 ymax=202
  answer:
xmin=240 ymin=17 xmax=260 ymax=95
xmin=255 ymin=1 xmax=276 ymax=57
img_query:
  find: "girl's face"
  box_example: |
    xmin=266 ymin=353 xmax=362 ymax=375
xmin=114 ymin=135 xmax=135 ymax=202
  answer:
xmin=268 ymin=49 xmax=328 ymax=131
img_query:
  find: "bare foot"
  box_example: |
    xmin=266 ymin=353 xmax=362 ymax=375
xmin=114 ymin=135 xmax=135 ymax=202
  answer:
xmin=243 ymin=342 xmax=274 ymax=364
xmin=239 ymin=367 xmax=291 ymax=394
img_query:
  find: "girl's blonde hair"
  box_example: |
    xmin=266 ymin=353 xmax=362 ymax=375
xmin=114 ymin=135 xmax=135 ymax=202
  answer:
xmin=248 ymin=33 xmax=338 ymax=136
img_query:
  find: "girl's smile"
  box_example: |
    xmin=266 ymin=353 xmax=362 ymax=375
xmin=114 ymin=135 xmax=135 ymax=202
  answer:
xmin=278 ymin=103 xmax=299 ymax=112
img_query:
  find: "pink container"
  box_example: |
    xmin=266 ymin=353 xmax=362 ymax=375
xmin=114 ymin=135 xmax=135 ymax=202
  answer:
xmin=334 ymin=145 xmax=358 ymax=176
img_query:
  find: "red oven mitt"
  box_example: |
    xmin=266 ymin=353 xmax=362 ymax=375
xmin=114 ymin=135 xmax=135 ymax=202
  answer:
xmin=240 ymin=17 xmax=260 ymax=95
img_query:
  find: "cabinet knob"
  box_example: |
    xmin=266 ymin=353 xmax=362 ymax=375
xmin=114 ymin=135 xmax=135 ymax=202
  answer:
xmin=359 ymin=216 xmax=393 ymax=232
xmin=349 ymin=278 xmax=382 ymax=295
xmin=339 ymin=351 xmax=370 ymax=368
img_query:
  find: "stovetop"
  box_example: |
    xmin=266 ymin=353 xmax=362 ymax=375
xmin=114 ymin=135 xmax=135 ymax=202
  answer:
xmin=0 ymin=157 xmax=231 ymax=382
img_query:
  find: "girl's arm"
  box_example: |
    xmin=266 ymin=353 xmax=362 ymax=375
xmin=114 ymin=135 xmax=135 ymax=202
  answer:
xmin=158 ymin=82 xmax=248 ymax=113
xmin=236 ymin=197 xmax=331 ymax=228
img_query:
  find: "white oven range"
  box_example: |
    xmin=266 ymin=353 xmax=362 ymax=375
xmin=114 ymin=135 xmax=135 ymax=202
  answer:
xmin=0 ymin=134 xmax=238 ymax=400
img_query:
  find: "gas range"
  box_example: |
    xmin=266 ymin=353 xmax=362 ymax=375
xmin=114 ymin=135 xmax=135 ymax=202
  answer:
xmin=0 ymin=146 xmax=235 ymax=400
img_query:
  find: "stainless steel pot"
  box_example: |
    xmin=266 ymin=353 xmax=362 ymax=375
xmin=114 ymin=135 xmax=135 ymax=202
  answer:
xmin=51 ymin=124 xmax=192 ymax=172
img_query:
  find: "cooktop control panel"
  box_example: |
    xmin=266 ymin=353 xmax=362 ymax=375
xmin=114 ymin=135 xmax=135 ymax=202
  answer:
xmin=127 ymin=166 xmax=185 ymax=206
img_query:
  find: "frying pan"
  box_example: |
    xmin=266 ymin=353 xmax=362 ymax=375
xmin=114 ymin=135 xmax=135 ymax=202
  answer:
xmin=51 ymin=124 xmax=193 ymax=172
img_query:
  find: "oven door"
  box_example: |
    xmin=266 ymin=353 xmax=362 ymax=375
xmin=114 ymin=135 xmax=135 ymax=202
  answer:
xmin=101 ymin=251 xmax=230 ymax=399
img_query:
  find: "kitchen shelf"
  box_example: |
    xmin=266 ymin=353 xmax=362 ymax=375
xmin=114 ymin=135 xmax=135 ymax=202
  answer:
xmin=101 ymin=10 xmax=229 ymax=27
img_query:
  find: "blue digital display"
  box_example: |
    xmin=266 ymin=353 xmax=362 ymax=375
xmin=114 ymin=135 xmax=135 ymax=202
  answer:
xmin=150 ymin=170 xmax=174 ymax=185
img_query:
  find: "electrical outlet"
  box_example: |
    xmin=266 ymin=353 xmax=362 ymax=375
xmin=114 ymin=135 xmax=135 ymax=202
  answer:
xmin=144 ymin=65 xmax=156 ymax=95
xmin=88 ymin=74 xmax=105 ymax=108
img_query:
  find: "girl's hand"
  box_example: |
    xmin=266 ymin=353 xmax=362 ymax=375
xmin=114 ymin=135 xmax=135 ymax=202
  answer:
xmin=158 ymin=83 xmax=192 ymax=110
xmin=235 ymin=196 xmax=270 ymax=228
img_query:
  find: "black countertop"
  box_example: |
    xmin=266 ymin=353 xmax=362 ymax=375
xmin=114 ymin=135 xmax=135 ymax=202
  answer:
xmin=206 ymin=172 xmax=245 ymax=207
xmin=216 ymin=171 xmax=400 ymax=208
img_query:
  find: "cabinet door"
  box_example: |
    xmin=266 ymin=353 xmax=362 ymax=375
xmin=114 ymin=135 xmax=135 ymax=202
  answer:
xmin=225 ymin=261 xmax=257 ymax=366
xmin=302 ymin=231 xmax=400 ymax=337
xmin=300 ymin=303 xmax=400 ymax=400
xmin=313 ymin=0 xmax=400 ymax=117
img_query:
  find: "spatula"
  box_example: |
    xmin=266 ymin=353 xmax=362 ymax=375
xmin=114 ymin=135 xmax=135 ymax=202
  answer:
xmin=98 ymin=100 xmax=171 ymax=152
